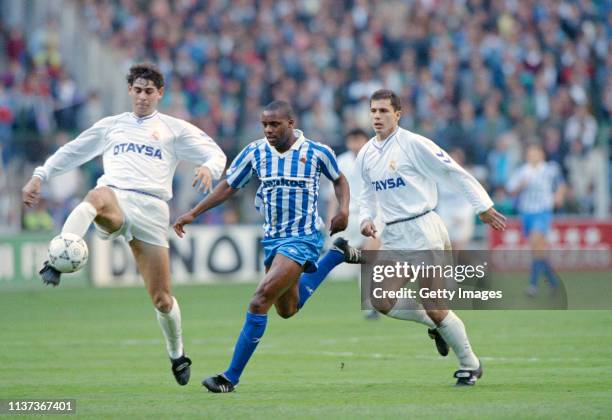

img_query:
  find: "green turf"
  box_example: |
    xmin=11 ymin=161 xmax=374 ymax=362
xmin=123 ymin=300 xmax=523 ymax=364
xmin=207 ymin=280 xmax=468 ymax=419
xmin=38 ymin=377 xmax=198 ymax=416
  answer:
xmin=1 ymin=280 xmax=611 ymax=419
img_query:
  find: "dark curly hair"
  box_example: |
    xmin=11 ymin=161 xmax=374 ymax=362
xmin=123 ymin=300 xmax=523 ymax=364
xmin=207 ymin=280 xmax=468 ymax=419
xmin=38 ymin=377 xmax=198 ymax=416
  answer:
xmin=126 ymin=62 xmax=164 ymax=89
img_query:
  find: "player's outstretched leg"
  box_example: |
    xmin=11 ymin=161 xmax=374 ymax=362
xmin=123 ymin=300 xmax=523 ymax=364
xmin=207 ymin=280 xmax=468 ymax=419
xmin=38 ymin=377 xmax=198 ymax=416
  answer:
xmin=204 ymin=255 xmax=303 ymax=392
xmin=39 ymin=201 xmax=97 ymax=286
xmin=204 ymin=311 xmax=267 ymax=393
xmin=297 ymin=237 xmax=362 ymax=309
xmin=434 ymin=311 xmax=482 ymax=385
xmin=40 ymin=187 xmax=121 ymax=286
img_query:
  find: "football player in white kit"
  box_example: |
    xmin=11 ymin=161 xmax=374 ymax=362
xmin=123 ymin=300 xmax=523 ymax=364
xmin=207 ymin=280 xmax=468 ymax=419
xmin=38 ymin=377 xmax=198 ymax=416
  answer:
xmin=358 ymin=89 xmax=506 ymax=386
xmin=21 ymin=63 xmax=227 ymax=386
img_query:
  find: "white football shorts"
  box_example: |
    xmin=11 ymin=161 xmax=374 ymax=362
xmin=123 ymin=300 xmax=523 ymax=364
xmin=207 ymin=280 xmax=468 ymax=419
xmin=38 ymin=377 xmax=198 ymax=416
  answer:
xmin=94 ymin=188 xmax=170 ymax=248
xmin=381 ymin=210 xmax=451 ymax=251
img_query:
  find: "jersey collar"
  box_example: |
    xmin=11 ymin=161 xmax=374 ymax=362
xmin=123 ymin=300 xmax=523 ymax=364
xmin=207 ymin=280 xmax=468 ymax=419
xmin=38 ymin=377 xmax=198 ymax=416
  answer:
xmin=131 ymin=110 xmax=158 ymax=124
xmin=267 ymin=129 xmax=305 ymax=156
xmin=372 ymin=127 xmax=399 ymax=152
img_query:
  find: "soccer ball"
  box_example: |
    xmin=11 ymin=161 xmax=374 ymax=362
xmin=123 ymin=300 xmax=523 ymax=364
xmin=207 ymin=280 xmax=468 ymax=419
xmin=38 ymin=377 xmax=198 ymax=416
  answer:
xmin=48 ymin=233 xmax=89 ymax=273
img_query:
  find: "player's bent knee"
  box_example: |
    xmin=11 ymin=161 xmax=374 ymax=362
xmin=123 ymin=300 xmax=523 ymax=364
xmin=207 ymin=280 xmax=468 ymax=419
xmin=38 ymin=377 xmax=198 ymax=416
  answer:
xmin=84 ymin=187 xmax=113 ymax=213
xmin=152 ymin=292 xmax=173 ymax=313
xmin=425 ymin=309 xmax=448 ymax=324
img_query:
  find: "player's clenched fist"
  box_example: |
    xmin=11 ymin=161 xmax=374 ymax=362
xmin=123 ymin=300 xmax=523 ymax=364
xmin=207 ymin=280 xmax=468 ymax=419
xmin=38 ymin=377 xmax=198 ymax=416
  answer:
xmin=193 ymin=165 xmax=213 ymax=193
xmin=173 ymin=211 xmax=196 ymax=238
xmin=360 ymin=219 xmax=377 ymax=238
xmin=22 ymin=177 xmax=42 ymax=208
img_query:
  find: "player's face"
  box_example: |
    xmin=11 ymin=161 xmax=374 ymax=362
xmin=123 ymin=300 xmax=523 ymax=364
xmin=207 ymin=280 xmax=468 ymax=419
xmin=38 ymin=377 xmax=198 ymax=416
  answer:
xmin=128 ymin=78 xmax=163 ymax=117
xmin=261 ymin=110 xmax=294 ymax=150
xmin=370 ymin=99 xmax=401 ymax=139
xmin=526 ymin=145 xmax=544 ymax=165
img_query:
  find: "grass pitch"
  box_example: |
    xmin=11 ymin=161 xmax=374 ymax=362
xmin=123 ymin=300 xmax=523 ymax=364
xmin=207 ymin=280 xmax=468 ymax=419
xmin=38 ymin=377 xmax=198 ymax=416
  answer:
xmin=1 ymin=280 xmax=611 ymax=419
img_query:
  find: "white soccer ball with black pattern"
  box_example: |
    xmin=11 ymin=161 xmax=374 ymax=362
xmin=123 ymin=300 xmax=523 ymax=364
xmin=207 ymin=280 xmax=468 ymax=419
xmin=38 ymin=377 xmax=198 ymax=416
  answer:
xmin=48 ymin=233 xmax=89 ymax=273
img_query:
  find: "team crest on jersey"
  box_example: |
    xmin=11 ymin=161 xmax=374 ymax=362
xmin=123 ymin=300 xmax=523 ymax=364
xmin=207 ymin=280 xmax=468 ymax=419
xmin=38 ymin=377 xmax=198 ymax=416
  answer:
xmin=389 ymin=160 xmax=397 ymax=171
xmin=299 ymin=154 xmax=307 ymax=163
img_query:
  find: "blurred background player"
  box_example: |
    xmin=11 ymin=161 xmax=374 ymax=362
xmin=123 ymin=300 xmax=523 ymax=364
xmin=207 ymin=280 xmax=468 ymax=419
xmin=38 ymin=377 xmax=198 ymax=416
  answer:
xmin=326 ymin=128 xmax=382 ymax=319
xmin=436 ymin=148 xmax=476 ymax=251
xmin=21 ymin=63 xmax=227 ymax=386
xmin=173 ymin=100 xmax=361 ymax=393
xmin=507 ymin=143 xmax=566 ymax=296
xmin=358 ymin=89 xmax=507 ymax=386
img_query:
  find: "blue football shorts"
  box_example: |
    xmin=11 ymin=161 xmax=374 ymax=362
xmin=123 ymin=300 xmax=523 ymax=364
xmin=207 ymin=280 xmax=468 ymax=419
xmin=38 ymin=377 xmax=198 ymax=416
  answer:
xmin=521 ymin=211 xmax=552 ymax=237
xmin=262 ymin=231 xmax=324 ymax=273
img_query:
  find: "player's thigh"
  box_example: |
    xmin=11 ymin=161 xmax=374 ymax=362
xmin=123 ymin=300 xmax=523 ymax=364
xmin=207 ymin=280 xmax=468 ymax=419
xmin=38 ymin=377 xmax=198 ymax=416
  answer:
xmin=251 ymin=254 xmax=303 ymax=313
xmin=84 ymin=186 xmax=124 ymax=234
xmin=129 ymin=238 xmax=172 ymax=309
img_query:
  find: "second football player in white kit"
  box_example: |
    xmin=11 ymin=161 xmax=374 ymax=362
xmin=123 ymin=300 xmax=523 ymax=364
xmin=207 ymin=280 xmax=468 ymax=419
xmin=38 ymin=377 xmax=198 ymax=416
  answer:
xmin=358 ymin=89 xmax=506 ymax=386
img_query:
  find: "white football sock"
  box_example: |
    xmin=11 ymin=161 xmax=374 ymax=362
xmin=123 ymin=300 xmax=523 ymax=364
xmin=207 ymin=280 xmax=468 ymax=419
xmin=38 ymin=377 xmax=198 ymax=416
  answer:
xmin=155 ymin=296 xmax=184 ymax=360
xmin=437 ymin=311 xmax=479 ymax=370
xmin=61 ymin=202 xmax=97 ymax=237
xmin=386 ymin=298 xmax=436 ymax=328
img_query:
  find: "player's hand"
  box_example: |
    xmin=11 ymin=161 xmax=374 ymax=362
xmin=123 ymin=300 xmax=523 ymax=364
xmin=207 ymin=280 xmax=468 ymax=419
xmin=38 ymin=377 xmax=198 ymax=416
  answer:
xmin=360 ymin=219 xmax=377 ymax=238
xmin=193 ymin=165 xmax=213 ymax=193
xmin=22 ymin=177 xmax=42 ymax=208
xmin=479 ymin=207 xmax=506 ymax=231
xmin=329 ymin=210 xmax=348 ymax=236
xmin=173 ymin=211 xmax=196 ymax=238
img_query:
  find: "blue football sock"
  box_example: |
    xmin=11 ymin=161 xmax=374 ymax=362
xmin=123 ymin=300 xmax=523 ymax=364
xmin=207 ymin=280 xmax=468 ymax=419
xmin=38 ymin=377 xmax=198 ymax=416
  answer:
xmin=529 ymin=259 xmax=545 ymax=288
xmin=297 ymin=249 xmax=344 ymax=309
xmin=541 ymin=260 xmax=559 ymax=287
xmin=223 ymin=312 xmax=267 ymax=385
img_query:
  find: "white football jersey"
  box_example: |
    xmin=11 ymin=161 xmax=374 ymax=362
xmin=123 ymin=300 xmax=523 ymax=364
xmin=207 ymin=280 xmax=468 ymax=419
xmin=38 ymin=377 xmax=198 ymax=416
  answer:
xmin=356 ymin=127 xmax=493 ymax=225
xmin=33 ymin=111 xmax=227 ymax=201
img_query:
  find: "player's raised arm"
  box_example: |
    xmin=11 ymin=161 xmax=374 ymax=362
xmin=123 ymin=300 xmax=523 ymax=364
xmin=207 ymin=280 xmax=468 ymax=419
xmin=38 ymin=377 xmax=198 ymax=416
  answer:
xmin=408 ymin=135 xmax=506 ymax=231
xmin=22 ymin=117 xmax=112 ymax=207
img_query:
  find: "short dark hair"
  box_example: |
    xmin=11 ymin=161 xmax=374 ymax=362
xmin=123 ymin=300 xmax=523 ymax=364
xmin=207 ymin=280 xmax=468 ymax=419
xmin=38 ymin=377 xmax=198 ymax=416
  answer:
xmin=126 ymin=62 xmax=164 ymax=89
xmin=346 ymin=128 xmax=369 ymax=140
xmin=370 ymin=89 xmax=401 ymax=111
xmin=263 ymin=100 xmax=295 ymax=119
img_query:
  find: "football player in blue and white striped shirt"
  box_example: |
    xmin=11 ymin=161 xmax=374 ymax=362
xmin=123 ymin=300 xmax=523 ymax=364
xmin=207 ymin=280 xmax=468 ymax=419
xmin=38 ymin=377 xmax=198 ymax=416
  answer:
xmin=173 ymin=100 xmax=359 ymax=392
xmin=507 ymin=143 xmax=566 ymax=296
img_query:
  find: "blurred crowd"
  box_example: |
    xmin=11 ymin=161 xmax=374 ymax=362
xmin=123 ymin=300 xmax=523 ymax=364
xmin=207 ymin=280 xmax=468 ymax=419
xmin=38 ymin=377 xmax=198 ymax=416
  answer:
xmin=1 ymin=0 xmax=610 ymax=233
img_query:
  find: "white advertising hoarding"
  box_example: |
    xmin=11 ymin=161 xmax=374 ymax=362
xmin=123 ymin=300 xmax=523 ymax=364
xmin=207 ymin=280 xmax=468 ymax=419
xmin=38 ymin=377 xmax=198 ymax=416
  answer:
xmin=91 ymin=225 xmax=358 ymax=287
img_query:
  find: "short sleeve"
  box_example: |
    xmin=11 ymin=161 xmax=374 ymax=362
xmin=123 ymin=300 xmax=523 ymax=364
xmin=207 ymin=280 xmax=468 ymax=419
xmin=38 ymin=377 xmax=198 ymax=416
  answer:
xmin=226 ymin=144 xmax=256 ymax=189
xmin=314 ymin=143 xmax=341 ymax=181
